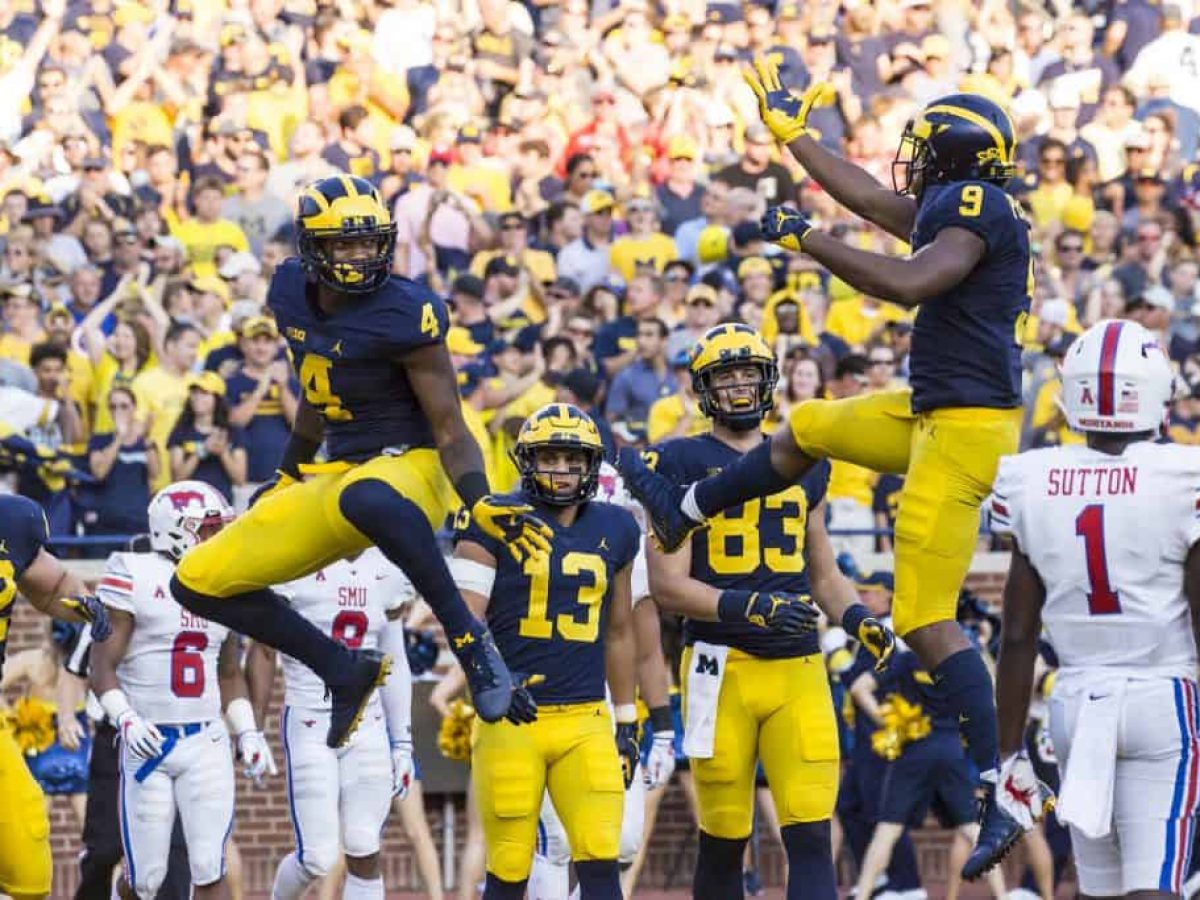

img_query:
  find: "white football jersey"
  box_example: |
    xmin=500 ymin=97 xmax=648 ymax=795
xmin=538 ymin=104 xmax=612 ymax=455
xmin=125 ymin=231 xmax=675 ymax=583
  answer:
xmin=276 ymin=547 xmax=411 ymax=710
xmin=989 ymin=442 xmax=1200 ymax=676
xmin=98 ymin=552 xmax=230 ymax=723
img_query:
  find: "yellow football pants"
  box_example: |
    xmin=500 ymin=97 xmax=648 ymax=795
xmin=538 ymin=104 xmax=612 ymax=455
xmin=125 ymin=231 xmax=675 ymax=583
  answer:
xmin=681 ymin=648 xmax=839 ymax=840
xmin=471 ymin=702 xmax=624 ymax=882
xmin=0 ymin=723 xmax=52 ymax=897
xmin=789 ymin=389 xmax=1021 ymax=635
xmin=176 ymin=449 xmax=454 ymax=596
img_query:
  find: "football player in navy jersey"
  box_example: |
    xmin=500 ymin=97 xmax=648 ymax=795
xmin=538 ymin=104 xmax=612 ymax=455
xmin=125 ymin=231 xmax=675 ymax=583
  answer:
xmin=171 ymin=175 xmax=553 ymax=751
xmin=619 ymin=64 xmax=1041 ymax=875
xmin=639 ymin=325 xmax=893 ymax=900
xmin=0 ymin=494 xmax=111 ymax=898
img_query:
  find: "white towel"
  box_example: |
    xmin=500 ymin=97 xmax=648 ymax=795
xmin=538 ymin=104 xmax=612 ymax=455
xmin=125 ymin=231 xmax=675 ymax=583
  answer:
xmin=1056 ymin=678 xmax=1127 ymax=839
xmin=682 ymin=641 xmax=728 ymax=759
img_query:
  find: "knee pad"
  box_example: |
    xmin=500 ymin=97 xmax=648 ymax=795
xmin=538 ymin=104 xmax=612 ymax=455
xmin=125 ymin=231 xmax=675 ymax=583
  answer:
xmin=299 ymin=844 xmax=338 ymax=881
xmin=339 ymin=480 xmax=426 ymax=536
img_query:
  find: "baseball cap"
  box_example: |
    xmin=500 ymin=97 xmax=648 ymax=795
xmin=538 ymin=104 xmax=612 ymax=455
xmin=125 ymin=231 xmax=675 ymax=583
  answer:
xmin=1135 ymin=284 xmax=1174 ymax=311
xmin=458 ymin=124 xmax=483 ymax=144
xmin=686 ymin=284 xmax=719 ymax=306
xmin=547 ymin=276 xmax=581 ymax=297
xmin=921 ymin=34 xmax=951 ymax=59
xmin=484 ymin=255 xmax=520 ymax=278
xmin=1125 ymin=129 xmax=1152 ymax=150
xmin=669 ymin=348 xmax=693 ymax=369
xmin=446 ymin=326 xmax=485 ymax=356
xmin=188 ymin=275 xmax=231 ymax=305
xmin=707 ymin=2 xmax=743 ymax=24
xmin=218 ymin=251 xmax=262 ymax=280
xmin=667 ymin=135 xmax=699 ymax=161
xmin=855 ymin=571 xmax=896 ymax=592
xmin=705 ymin=104 xmax=736 ymax=128
xmin=451 ymin=273 xmax=485 ymax=300
xmin=187 ymin=371 xmax=227 ymax=397
xmin=497 ymin=211 xmax=527 ymax=229
xmin=1044 ymin=333 xmax=1076 ymax=358
xmin=241 ymin=316 xmax=278 ymax=339
xmin=1039 ymin=297 xmax=1070 ymax=327
xmin=559 ymin=367 xmax=600 ymax=404
xmin=737 ymin=256 xmax=773 ymax=279
xmin=46 ymin=302 xmax=72 ymax=323
xmin=457 ymin=362 xmax=486 ymax=396
xmin=581 ymin=189 xmax=616 ymax=215
xmin=625 ymin=195 xmax=656 ymax=213
xmin=1136 ymin=167 xmax=1165 ymax=184
xmin=428 ymin=149 xmax=454 ymax=166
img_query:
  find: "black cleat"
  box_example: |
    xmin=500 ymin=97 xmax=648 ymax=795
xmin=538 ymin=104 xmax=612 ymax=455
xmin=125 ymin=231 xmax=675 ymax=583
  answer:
xmin=327 ymin=649 xmax=392 ymax=748
xmin=616 ymin=447 xmax=698 ymax=552
xmin=451 ymin=625 xmax=515 ymax=723
xmin=962 ymin=780 xmax=1055 ymax=880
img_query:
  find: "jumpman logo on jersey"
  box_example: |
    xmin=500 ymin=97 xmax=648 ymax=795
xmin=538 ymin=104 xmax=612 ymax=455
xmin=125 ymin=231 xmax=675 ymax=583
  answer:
xmin=599 ymin=538 xmax=609 ymax=552
xmin=331 ymin=340 xmax=343 ymax=357
xmin=0 ymin=540 xmax=7 ymax=555
xmin=453 ymin=632 xmax=475 ymax=650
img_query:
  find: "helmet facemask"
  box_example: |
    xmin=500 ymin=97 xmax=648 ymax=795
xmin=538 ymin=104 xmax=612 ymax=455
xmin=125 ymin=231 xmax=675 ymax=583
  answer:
xmin=515 ymin=442 xmax=603 ymax=506
xmin=299 ymin=225 xmax=398 ymax=295
xmin=892 ymin=121 xmax=932 ymax=196
xmin=695 ymin=360 xmax=779 ymax=432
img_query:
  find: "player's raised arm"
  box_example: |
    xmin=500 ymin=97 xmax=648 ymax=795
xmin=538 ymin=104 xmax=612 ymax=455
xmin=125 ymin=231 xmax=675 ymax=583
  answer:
xmin=245 ymin=641 xmax=277 ymax=725
xmin=742 ymin=58 xmax=917 ymax=240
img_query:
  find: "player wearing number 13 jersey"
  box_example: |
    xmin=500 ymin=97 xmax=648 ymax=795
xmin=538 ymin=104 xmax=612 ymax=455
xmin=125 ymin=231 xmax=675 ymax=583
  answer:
xmin=171 ymin=175 xmax=553 ymax=751
xmin=621 ymin=76 xmax=1033 ymax=877
xmin=991 ymin=320 xmax=1200 ymax=895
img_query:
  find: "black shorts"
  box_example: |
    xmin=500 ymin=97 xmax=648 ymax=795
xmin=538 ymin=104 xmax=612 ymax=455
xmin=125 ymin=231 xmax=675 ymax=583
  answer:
xmin=878 ymin=731 xmax=976 ymax=828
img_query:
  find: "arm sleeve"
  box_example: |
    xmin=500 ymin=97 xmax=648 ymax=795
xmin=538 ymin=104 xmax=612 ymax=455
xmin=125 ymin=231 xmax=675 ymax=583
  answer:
xmin=378 ymin=617 xmax=413 ymax=745
xmin=801 ymin=459 xmax=832 ymax=510
xmin=97 ymin=553 xmax=136 ymax=614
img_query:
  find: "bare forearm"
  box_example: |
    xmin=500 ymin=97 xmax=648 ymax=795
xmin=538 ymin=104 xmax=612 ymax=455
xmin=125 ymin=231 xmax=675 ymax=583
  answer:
xmin=605 ymin=627 xmax=637 ymax=707
xmin=438 ymin=427 xmax=491 ymax=499
xmin=995 ymin=633 xmax=1038 ymax=756
xmin=648 ymin=573 xmax=721 ymax=621
xmin=810 ymin=571 xmax=859 ymax=623
xmin=245 ymin=643 xmax=276 ymax=724
xmin=633 ymin=603 xmax=670 ymax=709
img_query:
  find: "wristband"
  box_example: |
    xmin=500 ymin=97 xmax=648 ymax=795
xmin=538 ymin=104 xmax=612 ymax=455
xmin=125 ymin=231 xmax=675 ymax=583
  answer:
xmin=225 ymin=697 xmax=257 ymax=736
xmin=614 ymin=703 xmax=638 ymax=724
xmin=716 ymin=589 xmax=753 ymax=624
xmin=455 ymin=470 xmax=490 ymax=510
xmin=842 ymin=603 xmax=871 ymax=635
xmin=648 ymin=705 xmax=673 ymax=733
xmin=99 ymin=688 xmax=133 ymax=724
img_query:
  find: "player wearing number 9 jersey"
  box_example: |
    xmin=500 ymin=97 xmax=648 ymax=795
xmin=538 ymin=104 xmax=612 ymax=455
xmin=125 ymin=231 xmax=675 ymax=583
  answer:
xmin=90 ymin=481 xmax=272 ymax=900
xmin=642 ymin=324 xmax=892 ymax=900
xmin=170 ymin=175 xmax=553 ymax=752
xmin=452 ymin=404 xmax=641 ymax=900
xmin=990 ymin=320 xmax=1200 ymax=894
xmin=620 ymin=82 xmax=1033 ymax=877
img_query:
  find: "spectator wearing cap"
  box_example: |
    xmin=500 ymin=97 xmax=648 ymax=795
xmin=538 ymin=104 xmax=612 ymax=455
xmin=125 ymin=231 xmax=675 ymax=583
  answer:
xmin=449 ymin=273 xmax=495 ymax=349
xmin=222 ymin=151 xmax=291 ymax=258
xmin=1113 ymin=218 xmax=1167 ymax=301
xmin=187 ymin=275 xmax=236 ymax=363
xmin=448 ymin=124 xmax=513 ymax=213
xmin=83 ymin=385 xmax=156 ymax=541
xmin=716 ymin=124 xmax=797 ymax=206
xmin=320 ymin=105 xmax=382 ymax=184
xmin=0 ymin=282 xmax=46 ymax=365
xmin=541 ymin=275 xmax=582 ymax=337
xmin=1122 ymin=168 xmax=1171 ymax=231
xmin=646 ymin=348 xmax=705 ymax=444
xmin=132 ymin=320 xmax=202 ymax=490
xmin=224 ymin=316 xmax=297 ymax=509
xmin=1027 ymin=333 xmax=1084 ymax=449
xmin=170 ymin=176 xmax=250 ymax=280
xmin=379 ymin=125 xmax=423 ymax=207
xmin=609 ymin=193 xmax=677 ymax=284
xmin=1038 ymin=14 xmax=1119 ymax=125
xmin=666 ymin=283 xmax=721 ymax=361
xmin=606 ymin=316 xmax=675 ymax=437
xmin=657 ymin=136 xmax=705 ymax=238
xmin=557 ymin=189 xmax=616 ymax=293
xmin=1040 ymin=86 xmax=1100 ymax=168
xmin=470 ymin=211 xmax=555 ymax=321
xmin=218 ymin=252 xmax=265 ymax=304
xmin=1124 ymin=283 xmax=1175 ymax=343
xmin=25 ymin=197 xmax=86 ymax=273
xmin=168 ymin=370 xmax=247 ymax=500
xmin=823 ymin=278 xmax=910 ymax=350
xmin=42 ymin=301 xmax=92 ymax=415
xmin=61 ymin=154 xmax=134 ymax=229
xmin=735 ymin=256 xmax=776 ymax=320
xmin=106 ymin=217 xmax=147 ymax=287
xmin=479 ymin=254 xmax=531 ymax=331
xmin=393 ymin=152 xmax=488 ymax=282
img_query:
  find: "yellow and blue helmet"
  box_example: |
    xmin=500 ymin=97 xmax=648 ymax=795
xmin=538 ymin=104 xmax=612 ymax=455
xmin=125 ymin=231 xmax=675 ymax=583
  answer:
xmin=690 ymin=323 xmax=778 ymax=431
xmin=296 ymin=175 xmax=397 ymax=294
xmin=514 ymin=403 xmax=605 ymax=506
xmin=892 ymin=93 xmax=1017 ymax=196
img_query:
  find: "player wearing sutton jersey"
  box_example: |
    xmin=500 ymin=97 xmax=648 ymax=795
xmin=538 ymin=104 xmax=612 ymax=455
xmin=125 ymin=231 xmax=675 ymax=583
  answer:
xmin=90 ymin=482 xmax=273 ymax=900
xmin=170 ymin=175 xmax=553 ymax=750
xmin=453 ymin=404 xmax=641 ymax=900
xmin=246 ymin=548 xmax=416 ymax=900
xmin=619 ymin=65 xmax=1034 ymax=875
xmin=991 ymin=319 xmax=1200 ymax=894
xmin=0 ymin=495 xmax=110 ymax=899
xmin=640 ymin=325 xmax=893 ymax=900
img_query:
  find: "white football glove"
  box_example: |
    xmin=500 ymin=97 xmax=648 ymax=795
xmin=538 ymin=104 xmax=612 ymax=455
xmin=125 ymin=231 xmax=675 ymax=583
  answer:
xmin=644 ymin=731 xmax=676 ymax=790
xmin=117 ymin=710 xmax=164 ymax=760
xmin=995 ymin=751 xmax=1043 ymax=831
xmin=237 ymin=730 xmax=278 ymax=782
xmin=391 ymin=741 xmax=415 ymax=799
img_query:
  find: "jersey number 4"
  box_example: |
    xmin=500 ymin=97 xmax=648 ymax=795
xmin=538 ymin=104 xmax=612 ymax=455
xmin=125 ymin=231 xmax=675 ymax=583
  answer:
xmin=171 ymin=631 xmax=208 ymax=698
xmin=1075 ymin=504 xmax=1122 ymax=615
xmin=300 ymin=354 xmax=353 ymax=422
xmin=519 ymin=552 xmax=606 ymax=643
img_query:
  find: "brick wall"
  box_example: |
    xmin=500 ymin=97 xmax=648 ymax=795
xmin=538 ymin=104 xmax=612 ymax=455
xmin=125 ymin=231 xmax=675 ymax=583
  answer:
xmin=8 ymin=568 xmax=1013 ymax=896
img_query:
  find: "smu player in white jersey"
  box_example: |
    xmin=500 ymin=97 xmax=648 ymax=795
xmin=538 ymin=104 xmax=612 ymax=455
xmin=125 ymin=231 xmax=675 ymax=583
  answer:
xmin=90 ymin=481 xmax=275 ymax=900
xmin=990 ymin=319 xmax=1200 ymax=895
xmin=246 ymin=546 xmax=415 ymax=900
xmin=528 ymin=461 xmax=677 ymax=900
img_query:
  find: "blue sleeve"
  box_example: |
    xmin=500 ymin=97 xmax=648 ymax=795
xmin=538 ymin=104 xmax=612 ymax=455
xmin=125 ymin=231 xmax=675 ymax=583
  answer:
xmin=224 ymin=373 xmax=250 ymax=406
xmin=645 ymin=440 xmax=685 ymax=485
xmin=617 ymin=509 xmax=641 ymax=571
xmin=383 ymin=283 xmax=450 ymax=357
xmin=921 ymin=181 xmax=1015 ymax=256
xmin=800 ymin=458 xmax=831 ymax=510
xmin=592 ymin=322 xmax=622 ymax=363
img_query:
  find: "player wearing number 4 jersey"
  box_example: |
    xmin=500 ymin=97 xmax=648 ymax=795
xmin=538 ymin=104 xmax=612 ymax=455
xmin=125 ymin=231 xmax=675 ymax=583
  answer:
xmin=992 ymin=319 xmax=1200 ymax=895
xmin=170 ymin=175 xmax=553 ymax=751
xmin=620 ymin=63 xmax=1035 ymax=877
xmin=90 ymin=482 xmax=274 ymax=900
xmin=246 ymin=548 xmax=415 ymax=900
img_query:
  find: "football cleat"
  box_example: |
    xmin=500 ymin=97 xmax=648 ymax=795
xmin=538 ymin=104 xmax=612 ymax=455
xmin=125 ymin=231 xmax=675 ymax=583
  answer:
xmin=327 ymin=649 xmax=392 ymax=748
xmin=962 ymin=779 xmax=1055 ymax=880
xmin=452 ymin=624 xmax=516 ymax=723
xmin=616 ymin=447 xmax=699 ymax=553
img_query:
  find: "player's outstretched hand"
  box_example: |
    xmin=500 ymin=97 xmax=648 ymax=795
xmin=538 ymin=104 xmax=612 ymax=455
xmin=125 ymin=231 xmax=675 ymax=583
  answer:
xmin=471 ymin=496 xmax=554 ymax=565
xmin=741 ymin=57 xmax=835 ymax=144
xmin=117 ymin=709 xmax=164 ymax=760
xmin=505 ymin=672 xmax=543 ymax=725
xmin=62 ymin=594 xmax=112 ymax=641
xmin=719 ymin=589 xmax=819 ymax=634
xmin=615 ymin=722 xmax=640 ymax=790
xmin=761 ymin=206 xmax=814 ymax=253
xmin=237 ymin=730 xmax=277 ymax=782
xmin=855 ymin=615 xmax=896 ymax=671
xmin=644 ymin=729 xmax=675 ymax=790
xmin=391 ymin=740 xmax=415 ymax=799
xmin=615 ymin=447 xmax=698 ymax=552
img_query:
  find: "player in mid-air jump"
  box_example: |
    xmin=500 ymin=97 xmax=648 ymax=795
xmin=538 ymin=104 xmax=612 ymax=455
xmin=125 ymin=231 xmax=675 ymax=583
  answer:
xmin=169 ymin=175 xmax=552 ymax=751
xmin=618 ymin=61 xmax=1042 ymax=875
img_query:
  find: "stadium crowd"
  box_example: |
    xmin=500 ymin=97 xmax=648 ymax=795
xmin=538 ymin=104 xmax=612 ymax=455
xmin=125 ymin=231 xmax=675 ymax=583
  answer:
xmin=2 ymin=0 xmax=1200 ymax=895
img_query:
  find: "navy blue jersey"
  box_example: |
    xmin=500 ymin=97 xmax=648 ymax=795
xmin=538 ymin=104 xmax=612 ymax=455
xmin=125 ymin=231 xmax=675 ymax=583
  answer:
xmin=224 ymin=368 xmax=299 ymax=482
xmin=0 ymin=495 xmax=50 ymax=674
xmin=909 ymin=180 xmax=1031 ymax=413
xmin=650 ymin=434 xmax=830 ymax=659
xmin=167 ymin=425 xmax=247 ymax=502
xmin=885 ymin=650 xmax=956 ymax=732
xmin=457 ymin=493 xmax=640 ymax=705
xmin=842 ymin=644 xmax=900 ymax=759
xmin=269 ymin=258 xmax=450 ymax=462
xmin=872 ymin=474 xmax=904 ymax=533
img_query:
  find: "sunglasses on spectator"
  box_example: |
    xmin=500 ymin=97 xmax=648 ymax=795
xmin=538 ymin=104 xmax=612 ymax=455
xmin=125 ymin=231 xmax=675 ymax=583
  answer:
xmin=1058 ymin=242 xmax=1084 ymax=252
xmin=664 ymin=274 xmax=688 ymax=282
xmin=567 ymin=325 xmax=595 ymax=336
xmin=869 ymin=357 xmax=895 ymax=366
xmin=1040 ymin=155 xmax=1065 ymax=166
xmin=573 ymin=168 xmax=598 ymax=179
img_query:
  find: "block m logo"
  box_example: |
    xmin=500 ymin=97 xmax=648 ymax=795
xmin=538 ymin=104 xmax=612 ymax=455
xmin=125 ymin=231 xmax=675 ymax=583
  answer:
xmin=695 ymin=654 xmax=720 ymax=676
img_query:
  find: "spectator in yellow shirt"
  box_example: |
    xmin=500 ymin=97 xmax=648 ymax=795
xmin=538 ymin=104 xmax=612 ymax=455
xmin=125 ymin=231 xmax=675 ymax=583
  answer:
xmin=447 ymin=124 xmax=513 ymax=213
xmin=823 ymin=354 xmax=879 ymax=557
xmin=1028 ymin=138 xmax=1075 ymax=231
xmin=0 ymin=282 xmax=46 ymax=365
xmin=647 ymin=350 xmax=707 ymax=443
xmin=171 ymin=176 xmax=251 ymax=279
xmin=470 ymin=211 xmax=555 ymax=323
xmin=609 ymin=195 xmax=678 ymax=283
xmin=132 ymin=321 xmax=202 ymax=490
xmin=823 ymin=279 xmax=909 ymax=349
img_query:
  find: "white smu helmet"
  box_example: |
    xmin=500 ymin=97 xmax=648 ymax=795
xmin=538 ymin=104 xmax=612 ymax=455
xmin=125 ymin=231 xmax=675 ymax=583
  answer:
xmin=1061 ymin=319 xmax=1174 ymax=434
xmin=148 ymin=480 xmax=234 ymax=560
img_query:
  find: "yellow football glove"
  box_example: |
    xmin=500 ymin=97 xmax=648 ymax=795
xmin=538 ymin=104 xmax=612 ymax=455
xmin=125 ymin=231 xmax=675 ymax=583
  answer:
xmin=471 ymin=495 xmax=554 ymax=565
xmin=742 ymin=57 xmax=837 ymax=144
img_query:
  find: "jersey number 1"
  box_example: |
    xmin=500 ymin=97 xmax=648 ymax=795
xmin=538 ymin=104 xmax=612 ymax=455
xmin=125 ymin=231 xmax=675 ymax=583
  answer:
xmin=1075 ymin=504 xmax=1122 ymax=615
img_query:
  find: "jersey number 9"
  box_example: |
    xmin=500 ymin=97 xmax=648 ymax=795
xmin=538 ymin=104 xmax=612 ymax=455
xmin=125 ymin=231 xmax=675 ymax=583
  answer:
xmin=519 ymin=552 xmax=607 ymax=643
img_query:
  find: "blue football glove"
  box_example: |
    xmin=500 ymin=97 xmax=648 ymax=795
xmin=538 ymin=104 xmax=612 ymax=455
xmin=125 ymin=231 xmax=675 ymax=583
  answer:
xmin=718 ymin=590 xmax=819 ymax=635
xmin=761 ymin=206 xmax=815 ymax=253
xmin=505 ymin=673 xmax=544 ymax=725
xmin=615 ymin=722 xmax=640 ymax=789
xmin=60 ymin=594 xmax=112 ymax=642
xmin=471 ymin=496 xmax=554 ymax=565
xmin=615 ymin=447 xmax=698 ymax=552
